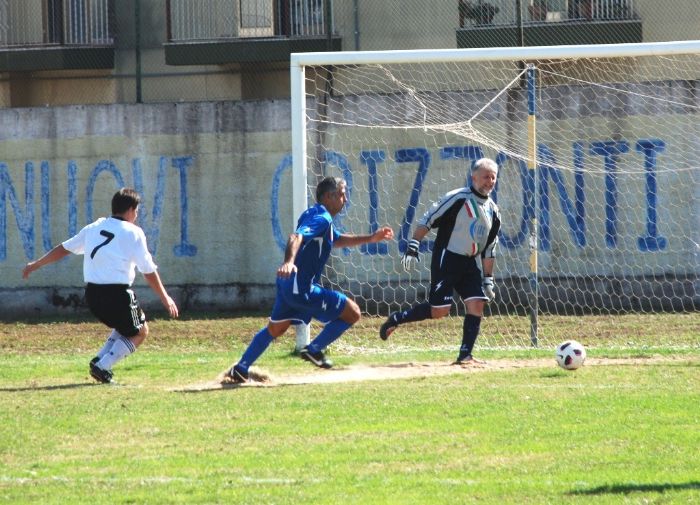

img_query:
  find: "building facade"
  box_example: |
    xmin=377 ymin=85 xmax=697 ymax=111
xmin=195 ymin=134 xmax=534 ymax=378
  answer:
xmin=0 ymin=0 xmax=698 ymax=106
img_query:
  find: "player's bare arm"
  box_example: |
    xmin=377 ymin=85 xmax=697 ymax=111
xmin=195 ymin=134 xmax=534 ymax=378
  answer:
xmin=144 ymin=271 xmax=179 ymax=318
xmin=277 ymin=233 xmax=303 ymax=278
xmin=334 ymin=226 xmax=394 ymax=248
xmin=481 ymin=257 xmax=495 ymax=277
xmin=22 ymin=244 xmax=71 ymax=279
xmin=410 ymin=225 xmax=430 ymax=243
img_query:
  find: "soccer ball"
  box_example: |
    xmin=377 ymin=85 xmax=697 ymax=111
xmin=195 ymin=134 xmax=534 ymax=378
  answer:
xmin=555 ymin=340 xmax=586 ymax=370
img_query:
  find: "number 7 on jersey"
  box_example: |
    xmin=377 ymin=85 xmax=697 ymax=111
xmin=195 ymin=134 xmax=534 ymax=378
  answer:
xmin=90 ymin=230 xmax=115 ymax=259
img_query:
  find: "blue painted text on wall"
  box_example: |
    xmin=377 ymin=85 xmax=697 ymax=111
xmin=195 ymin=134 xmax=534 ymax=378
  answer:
xmin=271 ymin=139 xmax=668 ymax=254
xmin=0 ymin=156 xmax=196 ymax=261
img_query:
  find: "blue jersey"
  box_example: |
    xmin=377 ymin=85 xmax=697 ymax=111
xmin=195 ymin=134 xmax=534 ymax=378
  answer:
xmin=292 ymin=203 xmax=340 ymax=293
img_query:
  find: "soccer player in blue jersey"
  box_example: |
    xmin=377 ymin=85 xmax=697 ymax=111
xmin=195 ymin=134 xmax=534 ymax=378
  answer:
xmin=225 ymin=176 xmax=394 ymax=383
xmin=379 ymin=158 xmax=501 ymax=365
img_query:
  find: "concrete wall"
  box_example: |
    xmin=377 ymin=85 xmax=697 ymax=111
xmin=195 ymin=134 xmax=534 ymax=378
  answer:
xmin=0 ymin=100 xmax=296 ymax=316
xmin=0 ymin=85 xmax=698 ymax=318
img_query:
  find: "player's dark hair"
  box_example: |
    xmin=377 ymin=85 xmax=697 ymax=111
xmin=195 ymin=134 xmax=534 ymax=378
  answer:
xmin=112 ymin=188 xmax=141 ymax=215
xmin=316 ymin=176 xmax=345 ymax=202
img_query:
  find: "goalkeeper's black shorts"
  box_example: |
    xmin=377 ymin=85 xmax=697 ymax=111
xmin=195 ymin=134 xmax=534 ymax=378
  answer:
xmin=429 ymin=249 xmax=488 ymax=306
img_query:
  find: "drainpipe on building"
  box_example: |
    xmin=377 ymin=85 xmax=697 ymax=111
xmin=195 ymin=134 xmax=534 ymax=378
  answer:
xmin=325 ymin=0 xmax=333 ymax=50
xmin=135 ymin=0 xmax=143 ymax=103
xmin=516 ymin=0 xmax=525 ymax=47
xmin=353 ymin=0 xmax=360 ymax=50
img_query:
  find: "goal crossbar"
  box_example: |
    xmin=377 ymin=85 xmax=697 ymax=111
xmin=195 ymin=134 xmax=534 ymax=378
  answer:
xmin=291 ymin=40 xmax=700 ymax=67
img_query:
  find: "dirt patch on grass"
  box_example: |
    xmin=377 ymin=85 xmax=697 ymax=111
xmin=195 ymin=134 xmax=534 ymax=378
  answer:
xmin=174 ymin=356 xmax=694 ymax=392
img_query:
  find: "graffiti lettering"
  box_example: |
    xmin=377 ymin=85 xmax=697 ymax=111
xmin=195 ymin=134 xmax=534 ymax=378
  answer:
xmin=271 ymin=139 xmax=667 ymax=255
xmin=0 ymin=156 xmax=196 ymax=261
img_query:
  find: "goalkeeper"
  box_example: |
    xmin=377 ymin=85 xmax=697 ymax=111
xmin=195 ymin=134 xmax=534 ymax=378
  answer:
xmin=380 ymin=158 xmax=501 ymax=365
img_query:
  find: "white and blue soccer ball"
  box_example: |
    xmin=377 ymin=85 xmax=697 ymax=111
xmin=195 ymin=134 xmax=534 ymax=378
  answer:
xmin=555 ymin=340 xmax=586 ymax=370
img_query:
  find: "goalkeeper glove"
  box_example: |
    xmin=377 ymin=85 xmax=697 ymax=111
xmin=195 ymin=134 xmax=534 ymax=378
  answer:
xmin=482 ymin=276 xmax=495 ymax=303
xmin=401 ymin=239 xmax=421 ymax=272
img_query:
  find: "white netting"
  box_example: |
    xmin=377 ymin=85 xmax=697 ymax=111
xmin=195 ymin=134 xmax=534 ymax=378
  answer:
xmin=298 ymin=47 xmax=700 ymax=349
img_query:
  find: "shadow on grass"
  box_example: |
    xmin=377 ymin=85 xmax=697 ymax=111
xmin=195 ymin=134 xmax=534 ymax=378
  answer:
xmin=540 ymin=369 xmax=568 ymax=378
xmin=570 ymin=481 xmax=700 ymax=495
xmin=0 ymin=382 xmax=98 ymax=392
xmin=0 ymin=310 xmax=269 ymax=325
xmin=175 ymin=383 xmax=264 ymax=393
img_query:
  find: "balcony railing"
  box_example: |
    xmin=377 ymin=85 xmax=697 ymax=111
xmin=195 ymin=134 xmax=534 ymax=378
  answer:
xmin=0 ymin=0 xmax=113 ymax=47
xmin=459 ymin=0 xmax=638 ymax=27
xmin=287 ymin=0 xmax=328 ymax=37
xmin=167 ymin=0 xmax=333 ymax=42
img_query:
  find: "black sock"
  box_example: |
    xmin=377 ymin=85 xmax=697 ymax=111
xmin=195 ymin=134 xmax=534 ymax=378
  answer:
xmin=459 ymin=314 xmax=481 ymax=359
xmin=391 ymin=302 xmax=432 ymax=325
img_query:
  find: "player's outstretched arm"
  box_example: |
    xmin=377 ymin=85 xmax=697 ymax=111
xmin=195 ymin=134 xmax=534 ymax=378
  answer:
xmin=334 ymin=226 xmax=394 ymax=248
xmin=22 ymin=245 xmax=71 ymax=279
xmin=143 ymin=271 xmax=179 ymax=318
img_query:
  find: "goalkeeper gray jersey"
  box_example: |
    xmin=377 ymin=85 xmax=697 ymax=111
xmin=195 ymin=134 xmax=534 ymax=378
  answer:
xmin=418 ymin=186 xmax=500 ymax=258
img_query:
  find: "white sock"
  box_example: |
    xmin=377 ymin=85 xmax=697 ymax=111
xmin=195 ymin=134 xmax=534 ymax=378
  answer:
xmin=95 ymin=330 xmax=119 ymax=360
xmin=96 ymin=336 xmax=136 ymax=370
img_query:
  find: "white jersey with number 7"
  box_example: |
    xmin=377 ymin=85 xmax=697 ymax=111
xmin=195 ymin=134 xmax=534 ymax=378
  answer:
xmin=62 ymin=216 xmax=158 ymax=285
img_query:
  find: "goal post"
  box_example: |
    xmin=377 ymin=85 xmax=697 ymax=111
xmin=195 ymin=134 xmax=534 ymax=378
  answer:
xmin=525 ymin=63 xmax=539 ymax=348
xmin=290 ymin=41 xmax=700 ymax=350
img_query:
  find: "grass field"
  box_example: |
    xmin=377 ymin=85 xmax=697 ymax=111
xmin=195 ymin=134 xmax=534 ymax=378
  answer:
xmin=1 ymin=312 xmax=699 ymax=504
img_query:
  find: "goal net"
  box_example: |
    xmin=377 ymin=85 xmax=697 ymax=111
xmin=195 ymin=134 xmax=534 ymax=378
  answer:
xmin=290 ymin=42 xmax=700 ymax=350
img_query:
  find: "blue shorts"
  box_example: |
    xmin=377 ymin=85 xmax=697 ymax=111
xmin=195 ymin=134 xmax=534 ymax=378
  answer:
xmin=270 ymin=275 xmax=347 ymax=325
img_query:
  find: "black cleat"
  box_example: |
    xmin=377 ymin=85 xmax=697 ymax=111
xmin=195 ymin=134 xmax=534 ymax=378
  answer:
xmin=89 ymin=361 xmax=113 ymax=384
xmin=225 ymin=365 xmax=249 ymax=384
xmin=379 ymin=315 xmax=397 ymax=341
xmin=453 ymin=354 xmax=487 ymax=366
xmin=299 ymin=346 xmax=333 ymax=369
xmin=90 ymin=356 xmax=99 ymax=366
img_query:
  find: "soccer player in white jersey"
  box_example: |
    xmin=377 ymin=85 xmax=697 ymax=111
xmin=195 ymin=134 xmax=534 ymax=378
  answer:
xmin=23 ymin=188 xmax=179 ymax=383
xmin=224 ymin=176 xmax=394 ymax=383
xmin=379 ymin=158 xmax=501 ymax=365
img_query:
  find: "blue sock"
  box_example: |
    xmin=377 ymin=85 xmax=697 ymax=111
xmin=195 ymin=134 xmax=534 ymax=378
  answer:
xmin=392 ymin=302 xmax=432 ymax=325
xmin=459 ymin=314 xmax=481 ymax=359
xmin=237 ymin=328 xmax=274 ymax=372
xmin=308 ymin=319 xmax=352 ymax=353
